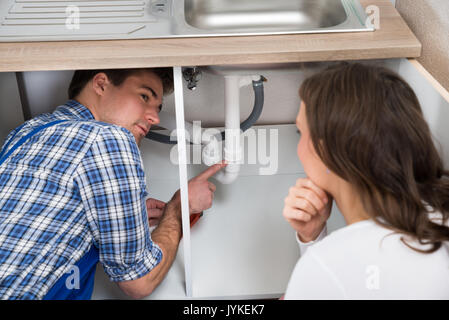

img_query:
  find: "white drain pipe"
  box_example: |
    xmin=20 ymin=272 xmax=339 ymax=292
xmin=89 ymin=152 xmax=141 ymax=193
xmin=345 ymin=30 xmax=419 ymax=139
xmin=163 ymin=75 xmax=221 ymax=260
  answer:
xmin=157 ymin=74 xmax=261 ymax=184
xmin=213 ymin=75 xmax=260 ymax=184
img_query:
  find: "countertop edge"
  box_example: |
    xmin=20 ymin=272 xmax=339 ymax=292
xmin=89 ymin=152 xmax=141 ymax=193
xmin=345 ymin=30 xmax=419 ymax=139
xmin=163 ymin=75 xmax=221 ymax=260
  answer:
xmin=0 ymin=0 xmax=422 ymax=72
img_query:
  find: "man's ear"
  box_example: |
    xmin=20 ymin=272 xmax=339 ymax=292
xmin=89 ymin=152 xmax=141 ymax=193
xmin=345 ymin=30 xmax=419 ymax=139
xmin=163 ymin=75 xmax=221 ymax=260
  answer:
xmin=92 ymin=72 xmax=110 ymax=96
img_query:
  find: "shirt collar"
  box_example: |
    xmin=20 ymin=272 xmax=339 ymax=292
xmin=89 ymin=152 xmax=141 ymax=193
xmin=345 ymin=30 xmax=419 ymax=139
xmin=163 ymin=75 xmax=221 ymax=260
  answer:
xmin=55 ymin=100 xmax=96 ymax=121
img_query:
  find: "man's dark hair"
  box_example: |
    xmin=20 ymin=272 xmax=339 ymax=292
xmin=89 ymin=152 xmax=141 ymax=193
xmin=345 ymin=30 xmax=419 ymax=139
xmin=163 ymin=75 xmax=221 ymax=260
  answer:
xmin=68 ymin=67 xmax=174 ymax=100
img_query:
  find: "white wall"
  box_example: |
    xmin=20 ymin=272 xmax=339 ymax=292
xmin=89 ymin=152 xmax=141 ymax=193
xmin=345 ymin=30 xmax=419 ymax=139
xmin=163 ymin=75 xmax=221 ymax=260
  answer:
xmin=0 ymin=72 xmax=24 ymax=143
xmin=6 ymin=58 xmax=449 ymax=169
xmin=18 ymin=60 xmax=397 ymax=126
xmin=19 ymin=67 xmax=304 ymax=127
xmin=18 ymin=70 xmax=74 ymax=118
xmin=395 ymin=59 xmax=449 ymax=167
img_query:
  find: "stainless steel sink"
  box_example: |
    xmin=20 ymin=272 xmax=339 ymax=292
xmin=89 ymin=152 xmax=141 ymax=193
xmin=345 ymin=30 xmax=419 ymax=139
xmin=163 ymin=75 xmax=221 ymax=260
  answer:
xmin=184 ymin=0 xmax=348 ymax=32
xmin=0 ymin=0 xmax=373 ymax=42
xmin=175 ymin=0 xmax=372 ymax=37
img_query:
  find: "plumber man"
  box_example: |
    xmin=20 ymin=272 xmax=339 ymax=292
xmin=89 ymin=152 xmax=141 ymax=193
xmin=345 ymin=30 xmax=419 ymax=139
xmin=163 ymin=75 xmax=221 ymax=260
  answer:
xmin=0 ymin=68 xmax=226 ymax=299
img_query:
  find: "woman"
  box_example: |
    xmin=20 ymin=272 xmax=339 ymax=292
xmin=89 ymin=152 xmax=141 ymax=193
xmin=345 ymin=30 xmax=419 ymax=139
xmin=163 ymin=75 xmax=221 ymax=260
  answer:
xmin=283 ymin=62 xmax=449 ymax=299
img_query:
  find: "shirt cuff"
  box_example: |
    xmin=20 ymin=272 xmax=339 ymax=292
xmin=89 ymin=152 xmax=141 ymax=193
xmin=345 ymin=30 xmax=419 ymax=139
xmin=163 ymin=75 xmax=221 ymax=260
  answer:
xmin=296 ymin=224 xmax=328 ymax=253
xmin=102 ymin=242 xmax=163 ymax=282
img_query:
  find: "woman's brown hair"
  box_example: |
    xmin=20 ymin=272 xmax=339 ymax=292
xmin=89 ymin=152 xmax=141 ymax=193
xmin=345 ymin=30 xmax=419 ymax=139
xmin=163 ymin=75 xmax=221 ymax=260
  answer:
xmin=299 ymin=62 xmax=449 ymax=253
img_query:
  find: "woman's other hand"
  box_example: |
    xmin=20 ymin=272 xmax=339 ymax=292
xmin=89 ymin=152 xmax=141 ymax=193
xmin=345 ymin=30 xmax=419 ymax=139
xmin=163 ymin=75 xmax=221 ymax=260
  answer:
xmin=283 ymin=178 xmax=333 ymax=242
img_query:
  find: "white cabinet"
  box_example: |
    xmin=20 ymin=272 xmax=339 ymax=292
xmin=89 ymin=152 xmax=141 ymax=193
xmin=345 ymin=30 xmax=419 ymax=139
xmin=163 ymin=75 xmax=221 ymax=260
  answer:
xmin=1 ymin=57 xmax=447 ymax=299
xmin=393 ymin=59 xmax=449 ymax=167
xmin=91 ymin=58 xmax=449 ymax=299
xmin=90 ymin=65 xmax=349 ymax=299
xmin=92 ymin=121 xmax=349 ymax=299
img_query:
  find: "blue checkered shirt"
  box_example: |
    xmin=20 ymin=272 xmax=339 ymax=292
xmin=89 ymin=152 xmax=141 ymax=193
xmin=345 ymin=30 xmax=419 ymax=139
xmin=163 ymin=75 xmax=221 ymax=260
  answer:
xmin=0 ymin=100 xmax=162 ymax=299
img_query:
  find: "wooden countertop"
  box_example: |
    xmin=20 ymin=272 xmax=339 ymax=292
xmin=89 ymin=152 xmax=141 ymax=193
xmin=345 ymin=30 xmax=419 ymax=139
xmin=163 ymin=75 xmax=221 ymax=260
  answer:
xmin=0 ymin=0 xmax=421 ymax=72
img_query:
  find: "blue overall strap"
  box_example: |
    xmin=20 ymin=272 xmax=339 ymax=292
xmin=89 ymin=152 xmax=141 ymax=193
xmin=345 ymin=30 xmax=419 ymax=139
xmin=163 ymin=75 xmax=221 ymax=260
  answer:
xmin=0 ymin=119 xmax=100 ymax=299
xmin=0 ymin=120 xmax=68 ymax=166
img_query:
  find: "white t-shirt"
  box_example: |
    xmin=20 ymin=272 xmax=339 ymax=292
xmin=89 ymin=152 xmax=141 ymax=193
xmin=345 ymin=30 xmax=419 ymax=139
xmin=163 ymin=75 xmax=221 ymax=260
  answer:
xmin=284 ymin=219 xmax=449 ymax=299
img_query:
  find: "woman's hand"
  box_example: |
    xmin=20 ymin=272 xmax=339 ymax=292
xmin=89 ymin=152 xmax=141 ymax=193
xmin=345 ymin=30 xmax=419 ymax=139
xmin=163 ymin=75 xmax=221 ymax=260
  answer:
xmin=146 ymin=198 xmax=166 ymax=227
xmin=283 ymin=178 xmax=333 ymax=242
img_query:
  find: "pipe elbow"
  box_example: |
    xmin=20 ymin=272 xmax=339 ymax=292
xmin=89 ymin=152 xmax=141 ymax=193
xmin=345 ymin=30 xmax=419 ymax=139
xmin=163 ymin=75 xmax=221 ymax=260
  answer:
xmin=214 ymin=165 xmax=240 ymax=184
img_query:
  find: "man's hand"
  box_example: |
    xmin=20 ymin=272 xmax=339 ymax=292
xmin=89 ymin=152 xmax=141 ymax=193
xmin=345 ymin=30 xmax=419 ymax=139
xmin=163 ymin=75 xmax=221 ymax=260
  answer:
xmin=283 ymin=178 xmax=333 ymax=242
xmin=146 ymin=198 xmax=166 ymax=227
xmin=186 ymin=162 xmax=227 ymax=214
xmin=117 ymin=162 xmax=227 ymax=299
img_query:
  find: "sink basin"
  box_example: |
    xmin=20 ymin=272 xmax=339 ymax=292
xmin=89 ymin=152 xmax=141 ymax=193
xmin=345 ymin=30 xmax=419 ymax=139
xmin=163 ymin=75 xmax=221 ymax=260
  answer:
xmin=177 ymin=0 xmax=372 ymax=37
xmin=0 ymin=0 xmax=372 ymax=42
xmin=184 ymin=0 xmax=348 ymax=32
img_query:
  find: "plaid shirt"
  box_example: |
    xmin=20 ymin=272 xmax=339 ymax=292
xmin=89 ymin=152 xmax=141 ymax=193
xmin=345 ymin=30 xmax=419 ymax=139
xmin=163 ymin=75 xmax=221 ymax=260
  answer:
xmin=0 ymin=100 xmax=162 ymax=299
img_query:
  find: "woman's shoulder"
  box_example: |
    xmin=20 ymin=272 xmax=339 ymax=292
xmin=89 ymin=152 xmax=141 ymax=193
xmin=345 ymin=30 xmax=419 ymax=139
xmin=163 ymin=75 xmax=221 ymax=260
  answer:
xmin=307 ymin=219 xmax=398 ymax=260
xmin=298 ymin=217 xmax=449 ymax=299
xmin=308 ymin=216 xmax=449 ymax=263
xmin=317 ymin=219 xmax=384 ymax=245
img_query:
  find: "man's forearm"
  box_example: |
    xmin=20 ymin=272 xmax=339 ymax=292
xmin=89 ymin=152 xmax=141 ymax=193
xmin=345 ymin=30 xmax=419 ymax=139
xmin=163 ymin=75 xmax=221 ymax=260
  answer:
xmin=118 ymin=195 xmax=183 ymax=299
xmin=152 ymin=194 xmax=183 ymax=259
xmin=145 ymin=195 xmax=183 ymax=290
